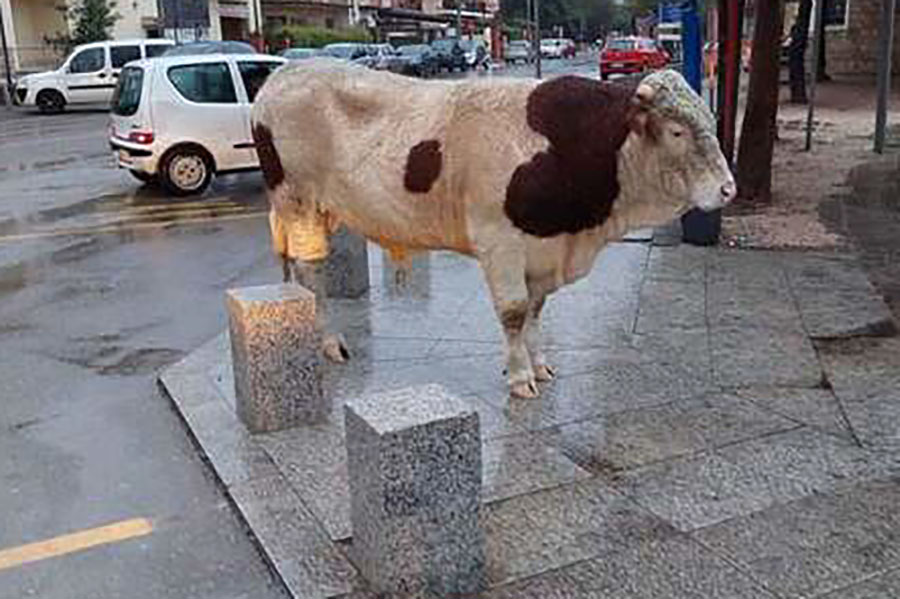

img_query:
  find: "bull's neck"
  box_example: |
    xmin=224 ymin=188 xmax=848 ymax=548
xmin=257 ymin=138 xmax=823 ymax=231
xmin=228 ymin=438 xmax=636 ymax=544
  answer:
xmin=607 ymin=133 xmax=683 ymax=236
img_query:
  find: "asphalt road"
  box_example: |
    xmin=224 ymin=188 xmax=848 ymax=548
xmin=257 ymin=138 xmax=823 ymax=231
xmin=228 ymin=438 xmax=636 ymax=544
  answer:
xmin=0 ymin=57 xmax=596 ymax=599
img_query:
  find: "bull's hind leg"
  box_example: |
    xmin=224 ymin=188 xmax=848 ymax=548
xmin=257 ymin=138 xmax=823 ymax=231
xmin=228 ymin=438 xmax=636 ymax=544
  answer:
xmin=481 ymin=250 xmax=537 ymax=399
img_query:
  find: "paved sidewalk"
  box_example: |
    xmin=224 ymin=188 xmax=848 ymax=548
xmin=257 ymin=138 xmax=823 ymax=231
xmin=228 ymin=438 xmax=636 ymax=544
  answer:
xmin=161 ymin=241 xmax=900 ymax=599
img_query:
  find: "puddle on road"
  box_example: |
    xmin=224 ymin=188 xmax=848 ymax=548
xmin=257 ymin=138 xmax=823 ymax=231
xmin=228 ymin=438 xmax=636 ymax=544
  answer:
xmin=0 ymin=262 xmax=31 ymax=297
xmin=50 ymin=345 xmax=185 ymax=376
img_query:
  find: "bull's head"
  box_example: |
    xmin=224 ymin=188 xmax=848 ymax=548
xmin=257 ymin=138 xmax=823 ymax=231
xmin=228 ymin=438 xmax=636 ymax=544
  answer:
xmin=627 ymin=70 xmax=736 ymax=213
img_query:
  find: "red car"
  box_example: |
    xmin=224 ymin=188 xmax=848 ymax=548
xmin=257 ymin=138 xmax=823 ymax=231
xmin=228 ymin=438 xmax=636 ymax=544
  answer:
xmin=599 ymin=36 xmax=670 ymax=80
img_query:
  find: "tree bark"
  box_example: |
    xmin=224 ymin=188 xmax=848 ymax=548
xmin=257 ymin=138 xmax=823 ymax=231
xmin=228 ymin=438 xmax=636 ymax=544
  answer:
xmin=789 ymin=0 xmax=811 ymax=102
xmin=736 ymin=0 xmax=784 ymax=203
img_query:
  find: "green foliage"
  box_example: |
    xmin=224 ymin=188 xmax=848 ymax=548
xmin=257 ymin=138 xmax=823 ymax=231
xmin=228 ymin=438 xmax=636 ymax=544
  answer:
xmin=46 ymin=0 xmax=120 ymax=52
xmin=268 ymin=25 xmax=372 ymax=49
xmin=499 ymin=0 xmax=634 ymax=41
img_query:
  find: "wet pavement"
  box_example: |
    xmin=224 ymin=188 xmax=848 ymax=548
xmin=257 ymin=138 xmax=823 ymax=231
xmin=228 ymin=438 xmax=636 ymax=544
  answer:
xmin=163 ymin=241 xmax=900 ymax=599
xmin=0 ymin=58 xmax=598 ymax=599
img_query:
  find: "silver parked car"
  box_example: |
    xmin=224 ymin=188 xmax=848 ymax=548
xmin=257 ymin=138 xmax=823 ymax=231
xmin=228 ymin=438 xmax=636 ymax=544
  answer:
xmin=504 ymin=40 xmax=533 ymax=64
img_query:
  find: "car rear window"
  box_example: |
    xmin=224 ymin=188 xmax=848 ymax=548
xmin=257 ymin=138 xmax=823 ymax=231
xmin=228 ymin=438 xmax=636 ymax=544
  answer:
xmin=237 ymin=61 xmax=281 ymax=103
xmin=167 ymin=63 xmax=237 ymax=103
xmin=111 ymin=66 xmax=144 ymax=116
xmin=111 ymin=45 xmax=141 ymax=68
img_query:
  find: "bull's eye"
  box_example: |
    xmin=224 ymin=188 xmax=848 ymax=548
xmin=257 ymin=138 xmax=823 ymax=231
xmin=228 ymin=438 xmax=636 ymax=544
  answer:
xmin=671 ymin=129 xmax=684 ymax=138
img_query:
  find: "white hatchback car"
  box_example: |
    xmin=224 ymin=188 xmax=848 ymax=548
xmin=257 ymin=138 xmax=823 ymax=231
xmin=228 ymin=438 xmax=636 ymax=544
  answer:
xmin=109 ymin=53 xmax=286 ymax=195
xmin=14 ymin=39 xmax=175 ymax=113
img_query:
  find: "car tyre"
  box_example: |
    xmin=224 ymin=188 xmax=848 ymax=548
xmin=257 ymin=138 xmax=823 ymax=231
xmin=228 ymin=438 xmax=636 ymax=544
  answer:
xmin=160 ymin=145 xmax=213 ymax=197
xmin=36 ymin=89 xmax=65 ymax=114
xmin=129 ymin=170 xmax=158 ymax=185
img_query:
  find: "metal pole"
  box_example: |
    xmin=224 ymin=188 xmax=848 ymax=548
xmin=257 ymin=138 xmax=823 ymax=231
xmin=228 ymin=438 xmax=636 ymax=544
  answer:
xmin=456 ymin=0 xmax=462 ymax=36
xmin=534 ymin=0 xmax=541 ymax=78
xmin=0 ymin=3 xmax=12 ymax=105
xmin=805 ymin=0 xmax=826 ymax=151
xmin=875 ymin=0 xmax=896 ymax=153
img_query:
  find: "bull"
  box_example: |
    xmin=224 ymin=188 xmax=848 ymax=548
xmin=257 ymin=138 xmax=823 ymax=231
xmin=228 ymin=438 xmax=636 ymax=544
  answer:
xmin=252 ymin=61 xmax=735 ymax=398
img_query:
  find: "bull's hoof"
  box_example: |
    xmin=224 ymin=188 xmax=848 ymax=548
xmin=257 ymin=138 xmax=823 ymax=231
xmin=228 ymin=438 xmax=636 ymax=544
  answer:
xmin=323 ymin=334 xmax=350 ymax=363
xmin=510 ymin=379 xmax=539 ymax=399
xmin=534 ymin=363 xmax=556 ymax=382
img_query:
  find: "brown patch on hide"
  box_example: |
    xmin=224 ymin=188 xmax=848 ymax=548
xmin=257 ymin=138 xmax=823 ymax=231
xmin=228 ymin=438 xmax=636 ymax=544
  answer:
xmin=500 ymin=304 xmax=528 ymax=333
xmin=504 ymin=77 xmax=639 ymax=237
xmin=404 ymin=140 xmax=443 ymax=193
xmin=252 ymin=123 xmax=285 ymax=190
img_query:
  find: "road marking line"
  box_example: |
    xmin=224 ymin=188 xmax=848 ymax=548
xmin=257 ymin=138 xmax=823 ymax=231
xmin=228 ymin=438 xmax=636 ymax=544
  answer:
xmin=0 ymin=212 xmax=266 ymax=244
xmin=0 ymin=518 xmax=153 ymax=571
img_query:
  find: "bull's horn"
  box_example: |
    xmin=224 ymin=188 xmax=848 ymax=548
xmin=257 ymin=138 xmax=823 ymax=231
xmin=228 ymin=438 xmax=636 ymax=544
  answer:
xmin=635 ymin=83 xmax=656 ymax=105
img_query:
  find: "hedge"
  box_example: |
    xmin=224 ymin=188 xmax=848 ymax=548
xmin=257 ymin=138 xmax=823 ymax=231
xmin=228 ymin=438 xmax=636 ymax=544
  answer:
xmin=268 ymin=25 xmax=373 ymax=49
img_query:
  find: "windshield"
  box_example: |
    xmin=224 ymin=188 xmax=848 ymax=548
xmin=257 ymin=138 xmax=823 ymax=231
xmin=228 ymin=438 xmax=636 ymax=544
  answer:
xmin=111 ymin=66 xmax=143 ymax=116
xmin=606 ymin=39 xmax=635 ymax=50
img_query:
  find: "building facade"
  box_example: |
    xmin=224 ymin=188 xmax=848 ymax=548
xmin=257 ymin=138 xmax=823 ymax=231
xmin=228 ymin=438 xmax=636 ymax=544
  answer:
xmin=1 ymin=0 xmax=262 ymax=74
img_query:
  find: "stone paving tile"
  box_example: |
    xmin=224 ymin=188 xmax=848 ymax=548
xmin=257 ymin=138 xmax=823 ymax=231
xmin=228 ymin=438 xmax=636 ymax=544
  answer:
xmin=694 ymin=478 xmax=900 ymax=599
xmin=794 ymin=287 xmax=896 ymax=339
xmin=730 ymin=386 xmax=854 ymax=440
xmin=476 ymin=361 xmax=713 ymax=431
xmin=814 ymin=568 xmax=900 ymax=599
xmin=711 ymin=325 xmax=823 ymax=388
xmin=635 ymin=279 xmax=706 ymax=333
xmin=646 ymin=244 xmax=707 ymax=282
xmin=618 ymin=428 xmax=897 ymax=533
xmin=543 ymin=392 xmax=797 ymax=473
xmin=229 ymin=475 xmax=361 ymax=599
xmin=483 ymin=477 xmax=667 ymax=586
xmin=482 ymin=433 xmax=591 ymax=503
xmin=484 ymin=531 xmax=775 ymax=599
xmin=707 ymin=282 xmax=803 ymax=330
xmin=817 ymin=338 xmax=900 ymax=449
xmin=708 ymin=249 xmax=789 ymax=289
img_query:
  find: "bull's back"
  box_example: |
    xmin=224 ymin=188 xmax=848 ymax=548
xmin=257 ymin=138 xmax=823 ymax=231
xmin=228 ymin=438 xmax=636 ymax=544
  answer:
xmin=252 ymin=61 xmax=537 ymax=254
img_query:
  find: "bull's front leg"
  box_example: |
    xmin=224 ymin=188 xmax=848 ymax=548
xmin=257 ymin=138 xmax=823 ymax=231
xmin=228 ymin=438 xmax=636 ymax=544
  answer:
xmin=291 ymin=259 xmax=349 ymax=362
xmin=482 ymin=252 xmax=538 ymax=399
xmin=525 ymin=293 xmax=555 ymax=383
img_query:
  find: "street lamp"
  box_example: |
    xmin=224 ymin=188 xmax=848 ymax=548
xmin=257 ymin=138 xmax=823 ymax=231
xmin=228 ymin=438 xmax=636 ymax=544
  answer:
xmin=0 ymin=2 xmax=13 ymax=105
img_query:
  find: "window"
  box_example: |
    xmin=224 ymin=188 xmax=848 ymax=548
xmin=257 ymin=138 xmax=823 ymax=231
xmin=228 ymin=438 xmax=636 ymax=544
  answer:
xmin=167 ymin=63 xmax=237 ymax=103
xmin=824 ymin=0 xmax=849 ymax=27
xmin=237 ymin=61 xmax=281 ymax=102
xmin=111 ymin=67 xmax=144 ymax=116
xmin=69 ymin=48 xmax=105 ymax=74
xmin=111 ymin=45 xmax=141 ymax=68
xmin=145 ymin=44 xmax=170 ymax=58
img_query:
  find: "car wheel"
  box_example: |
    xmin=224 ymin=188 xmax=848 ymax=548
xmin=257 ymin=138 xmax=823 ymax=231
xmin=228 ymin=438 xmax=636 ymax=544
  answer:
xmin=129 ymin=170 xmax=158 ymax=185
xmin=36 ymin=89 xmax=65 ymax=114
xmin=160 ymin=145 xmax=213 ymax=196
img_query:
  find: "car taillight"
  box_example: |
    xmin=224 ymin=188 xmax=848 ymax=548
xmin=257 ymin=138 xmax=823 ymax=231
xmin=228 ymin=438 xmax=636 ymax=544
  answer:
xmin=128 ymin=131 xmax=154 ymax=144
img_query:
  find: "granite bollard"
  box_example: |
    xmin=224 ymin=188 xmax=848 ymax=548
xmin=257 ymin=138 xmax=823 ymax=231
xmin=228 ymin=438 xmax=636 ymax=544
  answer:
xmin=226 ymin=283 xmax=325 ymax=433
xmin=325 ymin=226 xmax=369 ymax=298
xmin=345 ymin=385 xmax=485 ymax=597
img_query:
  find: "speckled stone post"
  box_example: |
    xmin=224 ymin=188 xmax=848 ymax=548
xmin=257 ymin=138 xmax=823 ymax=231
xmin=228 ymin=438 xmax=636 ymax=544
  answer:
xmin=325 ymin=226 xmax=369 ymax=299
xmin=345 ymin=385 xmax=485 ymax=597
xmin=226 ymin=284 xmax=325 ymax=434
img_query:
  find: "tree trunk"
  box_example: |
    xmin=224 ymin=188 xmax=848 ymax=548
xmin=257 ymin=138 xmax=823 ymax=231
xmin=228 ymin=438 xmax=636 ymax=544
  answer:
xmin=816 ymin=1 xmax=829 ymax=81
xmin=736 ymin=0 xmax=784 ymax=203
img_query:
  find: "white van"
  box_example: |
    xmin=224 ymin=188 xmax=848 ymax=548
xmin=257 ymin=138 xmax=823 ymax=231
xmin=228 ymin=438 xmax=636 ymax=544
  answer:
xmin=13 ymin=39 xmax=175 ymax=113
xmin=109 ymin=53 xmax=286 ymax=195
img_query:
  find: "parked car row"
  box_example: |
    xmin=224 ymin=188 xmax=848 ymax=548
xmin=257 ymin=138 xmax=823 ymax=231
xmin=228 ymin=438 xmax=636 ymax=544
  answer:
xmin=278 ymin=38 xmax=488 ymax=77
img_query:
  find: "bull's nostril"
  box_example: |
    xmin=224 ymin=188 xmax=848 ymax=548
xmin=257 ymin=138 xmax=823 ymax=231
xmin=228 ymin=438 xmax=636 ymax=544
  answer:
xmin=721 ymin=182 xmax=737 ymax=200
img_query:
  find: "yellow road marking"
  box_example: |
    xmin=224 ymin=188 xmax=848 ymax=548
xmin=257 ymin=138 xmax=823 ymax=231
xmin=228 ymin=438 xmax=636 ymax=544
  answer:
xmin=0 ymin=212 xmax=266 ymax=244
xmin=0 ymin=518 xmax=153 ymax=571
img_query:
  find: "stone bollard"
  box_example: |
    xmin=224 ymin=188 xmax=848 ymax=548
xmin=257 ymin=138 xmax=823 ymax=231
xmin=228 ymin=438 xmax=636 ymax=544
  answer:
xmin=225 ymin=283 xmax=325 ymax=433
xmin=344 ymin=385 xmax=485 ymax=597
xmin=325 ymin=226 xmax=369 ymax=299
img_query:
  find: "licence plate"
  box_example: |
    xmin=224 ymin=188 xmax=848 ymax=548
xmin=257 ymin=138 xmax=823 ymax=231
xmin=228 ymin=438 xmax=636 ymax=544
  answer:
xmin=611 ymin=62 xmax=625 ymax=68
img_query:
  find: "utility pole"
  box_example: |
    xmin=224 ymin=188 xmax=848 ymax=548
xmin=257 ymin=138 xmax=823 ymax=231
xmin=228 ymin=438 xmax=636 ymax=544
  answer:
xmin=0 ymin=3 xmax=12 ymax=106
xmin=805 ymin=0 xmax=825 ymax=151
xmin=533 ymin=0 xmax=541 ymax=78
xmin=874 ymin=0 xmax=896 ymax=153
xmin=456 ymin=0 xmax=462 ymax=37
